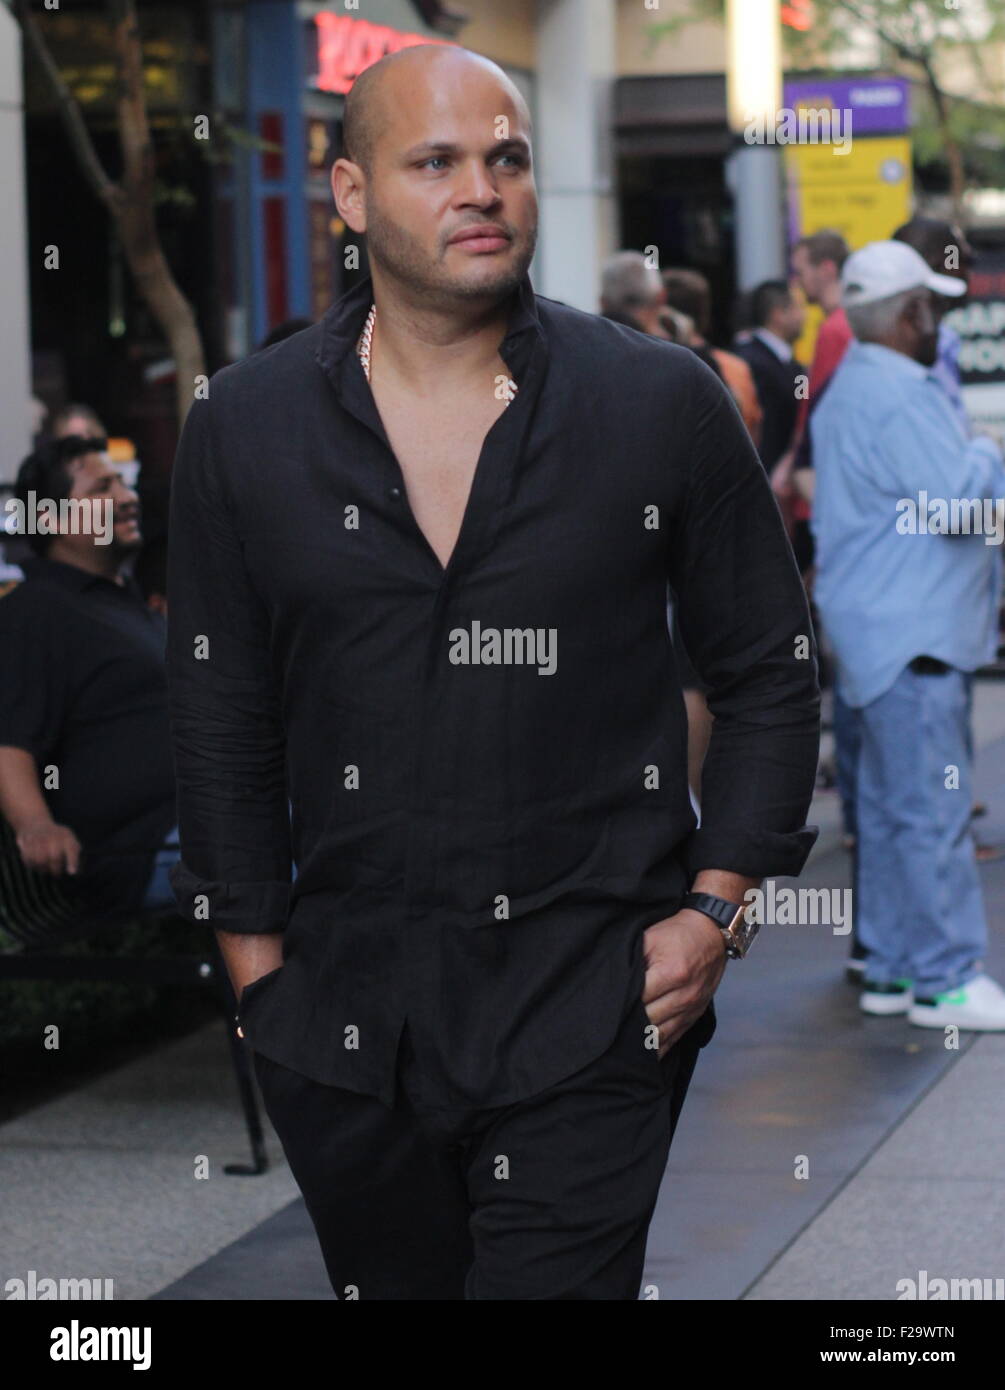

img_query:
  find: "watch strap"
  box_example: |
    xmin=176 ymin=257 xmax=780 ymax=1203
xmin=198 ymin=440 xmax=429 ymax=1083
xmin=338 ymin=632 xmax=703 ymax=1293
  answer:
xmin=682 ymin=891 xmax=743 ymax=930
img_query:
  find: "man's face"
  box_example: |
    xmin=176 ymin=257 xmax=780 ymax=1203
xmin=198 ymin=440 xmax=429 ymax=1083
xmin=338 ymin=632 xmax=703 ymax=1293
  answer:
xmin=776 ymin=294 xmax=806 ymax=344
xmin=790 ymin=247 xmax=827 ymax=306
xmin=636 ymin=271 xmax=669 ymax=336
xmin=54 ymin=451 xmax=142 ymax=557
xmin=907 ymin=291 xmax=940 ymax=368
xmin=338 ymin=56 xmax=538 ymax=304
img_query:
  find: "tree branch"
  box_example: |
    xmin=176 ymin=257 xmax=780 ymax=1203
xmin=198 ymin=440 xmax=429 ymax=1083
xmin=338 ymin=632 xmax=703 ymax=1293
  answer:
xmin=832 ymin=0 xmax=925 ymax=65
xmin=108 ymin=0 xmax=154 ymax=202
xmin=12 ymin=0 xmax=124 ymax=214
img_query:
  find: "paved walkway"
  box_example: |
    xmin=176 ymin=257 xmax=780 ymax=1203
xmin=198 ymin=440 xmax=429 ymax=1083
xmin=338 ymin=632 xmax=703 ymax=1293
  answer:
xmin=3 ymin=685 xmax=1004 ymax=1301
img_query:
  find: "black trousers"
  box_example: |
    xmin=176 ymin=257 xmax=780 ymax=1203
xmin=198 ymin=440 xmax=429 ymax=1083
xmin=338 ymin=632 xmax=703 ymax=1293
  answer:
xmin=251 ymin=997 xmax=705 ymax=1300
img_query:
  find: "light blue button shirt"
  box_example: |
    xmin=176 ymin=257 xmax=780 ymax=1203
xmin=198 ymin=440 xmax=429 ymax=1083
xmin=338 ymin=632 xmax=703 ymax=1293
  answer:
xmin=934 ymin=321 xmax=968 ymax=431
xmin=810 ymin=339 xmax=1005 ymax=709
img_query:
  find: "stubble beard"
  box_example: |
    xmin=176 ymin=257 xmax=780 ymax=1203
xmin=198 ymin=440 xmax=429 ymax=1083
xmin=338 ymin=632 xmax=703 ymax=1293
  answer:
xmin=364 ymin=196 xmax=537 ymax=307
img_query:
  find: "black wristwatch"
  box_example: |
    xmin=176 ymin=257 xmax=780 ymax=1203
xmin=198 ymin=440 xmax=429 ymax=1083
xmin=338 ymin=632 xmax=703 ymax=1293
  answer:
xmin=681 ymin=891 xmax=759 ymax=960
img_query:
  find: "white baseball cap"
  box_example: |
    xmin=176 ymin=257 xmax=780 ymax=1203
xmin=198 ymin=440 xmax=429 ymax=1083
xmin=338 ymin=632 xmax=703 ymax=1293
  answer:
xmin=840 ymin=240 xmax=966 ymax=307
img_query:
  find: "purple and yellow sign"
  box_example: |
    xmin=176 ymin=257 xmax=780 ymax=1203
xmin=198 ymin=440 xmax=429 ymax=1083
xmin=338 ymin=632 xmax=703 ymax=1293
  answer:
xmin=783 ymin=77 xmax=913 ymax=363
xmin=783 ymin=76 xmax=911 ymax=136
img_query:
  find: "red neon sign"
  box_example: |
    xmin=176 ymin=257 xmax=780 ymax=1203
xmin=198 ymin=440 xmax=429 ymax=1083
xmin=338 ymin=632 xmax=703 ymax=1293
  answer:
xmin=782 ymin=0 xmax=812 ymax=30
xmin=313 ymin=13 xmax=453 ymax=95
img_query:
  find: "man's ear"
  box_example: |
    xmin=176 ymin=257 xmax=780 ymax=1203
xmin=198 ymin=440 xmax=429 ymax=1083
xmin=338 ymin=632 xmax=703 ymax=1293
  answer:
xmin=332 ymin=158 xmax=367 ymax=235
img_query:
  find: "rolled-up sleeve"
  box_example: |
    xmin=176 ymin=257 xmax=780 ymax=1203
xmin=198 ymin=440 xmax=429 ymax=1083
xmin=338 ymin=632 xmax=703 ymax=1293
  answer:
xmin=667 ymin=354 xmax=821 ymax=881
xmin=165 ymin=394 xmax=292 ymax=933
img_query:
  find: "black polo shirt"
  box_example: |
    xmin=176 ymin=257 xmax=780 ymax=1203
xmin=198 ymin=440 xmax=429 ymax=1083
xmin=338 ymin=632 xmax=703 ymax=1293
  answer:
xmin=166 ymin=272 xmax=821 ymax=1110
xmin=0 ymin=557 xmax=177 ymax=915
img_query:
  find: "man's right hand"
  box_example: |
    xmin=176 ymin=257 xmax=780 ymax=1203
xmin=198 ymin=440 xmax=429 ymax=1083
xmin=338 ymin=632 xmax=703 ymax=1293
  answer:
xmin=15 ymin=816 xmax=82 ymax=876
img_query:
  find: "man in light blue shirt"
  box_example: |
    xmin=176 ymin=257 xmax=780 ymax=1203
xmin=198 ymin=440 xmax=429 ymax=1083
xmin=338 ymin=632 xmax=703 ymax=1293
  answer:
xmin=811 ymin=239 xmax=1005 ymax=1030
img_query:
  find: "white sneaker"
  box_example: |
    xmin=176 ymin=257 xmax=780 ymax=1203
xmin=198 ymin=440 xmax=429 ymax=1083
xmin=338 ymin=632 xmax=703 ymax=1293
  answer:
xmin=908 ymin=974 xmax=1005 ymax=1031
xmin=860 ymin=979 xmax=913 ymax=1015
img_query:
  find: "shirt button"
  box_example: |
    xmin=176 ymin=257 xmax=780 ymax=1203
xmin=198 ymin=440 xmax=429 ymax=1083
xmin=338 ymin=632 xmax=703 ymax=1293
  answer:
xmin=389 ymin=486 xmax=401 ymax=500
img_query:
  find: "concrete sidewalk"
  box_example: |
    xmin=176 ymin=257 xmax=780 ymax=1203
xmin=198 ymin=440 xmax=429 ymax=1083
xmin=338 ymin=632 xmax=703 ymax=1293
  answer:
xmin=3 ymin=683 xmax=1005 ymax=1301
xmin=646 ymin=824 xmax=1005 ymax=1301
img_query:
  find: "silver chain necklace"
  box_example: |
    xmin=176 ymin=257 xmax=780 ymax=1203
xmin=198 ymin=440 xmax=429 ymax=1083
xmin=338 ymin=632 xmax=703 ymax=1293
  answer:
xmin=356 ymin=302 xmax=517 ymax=402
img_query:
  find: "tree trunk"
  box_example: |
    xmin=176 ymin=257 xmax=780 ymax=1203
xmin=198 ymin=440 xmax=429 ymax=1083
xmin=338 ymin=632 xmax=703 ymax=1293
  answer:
xmin=904 ymin=54 xmax=966 ymax=224
xmin=15 ymin=0 xmax=207 ymax=434
xmin=109 ymin=0 xmax=205 ymax=432
xmin=834 ymin=2 xmax=968 ymax=226
xmin=918 ymin=52 xmax=965 ymax=225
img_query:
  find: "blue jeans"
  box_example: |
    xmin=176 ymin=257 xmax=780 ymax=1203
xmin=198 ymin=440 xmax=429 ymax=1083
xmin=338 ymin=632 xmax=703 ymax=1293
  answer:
xmin=855 ymin=664 xmax=986 ymax=995
xmin=835 ymin=669 xmax=977 ymax=837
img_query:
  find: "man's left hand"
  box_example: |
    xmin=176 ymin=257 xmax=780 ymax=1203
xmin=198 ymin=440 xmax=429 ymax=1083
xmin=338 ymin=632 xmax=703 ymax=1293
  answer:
xmin=641 ymin=908 xmax=728 ymax=1058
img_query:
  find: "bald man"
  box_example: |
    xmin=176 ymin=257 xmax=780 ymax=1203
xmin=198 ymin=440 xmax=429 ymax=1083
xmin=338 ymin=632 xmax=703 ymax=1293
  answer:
xmin=166 ymin=45 xmax=820 ymax=1300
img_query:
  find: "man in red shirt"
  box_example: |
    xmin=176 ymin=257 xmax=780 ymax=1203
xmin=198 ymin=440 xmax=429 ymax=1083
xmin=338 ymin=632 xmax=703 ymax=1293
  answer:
xmin=756 ymin=232 xmax=850 ymax=569
xmin=793 ymin=233 xmax=852 ymax=394
xmin=789 ymin=229 xmax=852 ymax=513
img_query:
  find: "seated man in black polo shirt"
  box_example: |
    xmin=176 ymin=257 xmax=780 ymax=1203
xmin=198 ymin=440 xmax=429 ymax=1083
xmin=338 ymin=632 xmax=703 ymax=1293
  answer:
xmin=0 ymin=434 xmax=178 ymax=917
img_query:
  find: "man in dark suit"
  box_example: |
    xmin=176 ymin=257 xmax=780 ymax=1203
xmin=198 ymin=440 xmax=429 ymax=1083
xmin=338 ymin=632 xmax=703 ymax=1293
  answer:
xmin=734 ymin=280 xmax=806 ymax=472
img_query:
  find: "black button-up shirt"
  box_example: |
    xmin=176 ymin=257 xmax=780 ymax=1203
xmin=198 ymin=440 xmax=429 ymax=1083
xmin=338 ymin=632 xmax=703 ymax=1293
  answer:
xmin=166 ymin=273 xmax=820 ymax=1110
xmin=0 ymin=557 xmax=176 ymax=913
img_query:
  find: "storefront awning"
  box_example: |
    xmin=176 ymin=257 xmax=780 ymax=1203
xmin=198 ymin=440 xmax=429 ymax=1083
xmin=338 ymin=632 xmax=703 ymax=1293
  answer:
xmin=615 ymin=74 xmax=730 ymax=158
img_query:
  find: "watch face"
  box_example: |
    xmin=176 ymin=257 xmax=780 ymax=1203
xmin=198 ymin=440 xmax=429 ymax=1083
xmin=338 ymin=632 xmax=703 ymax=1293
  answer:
xmin=738 ymin=917 xmax=760 ymax=955
xmin=725 ymin=903 xmax=758 ymax=957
